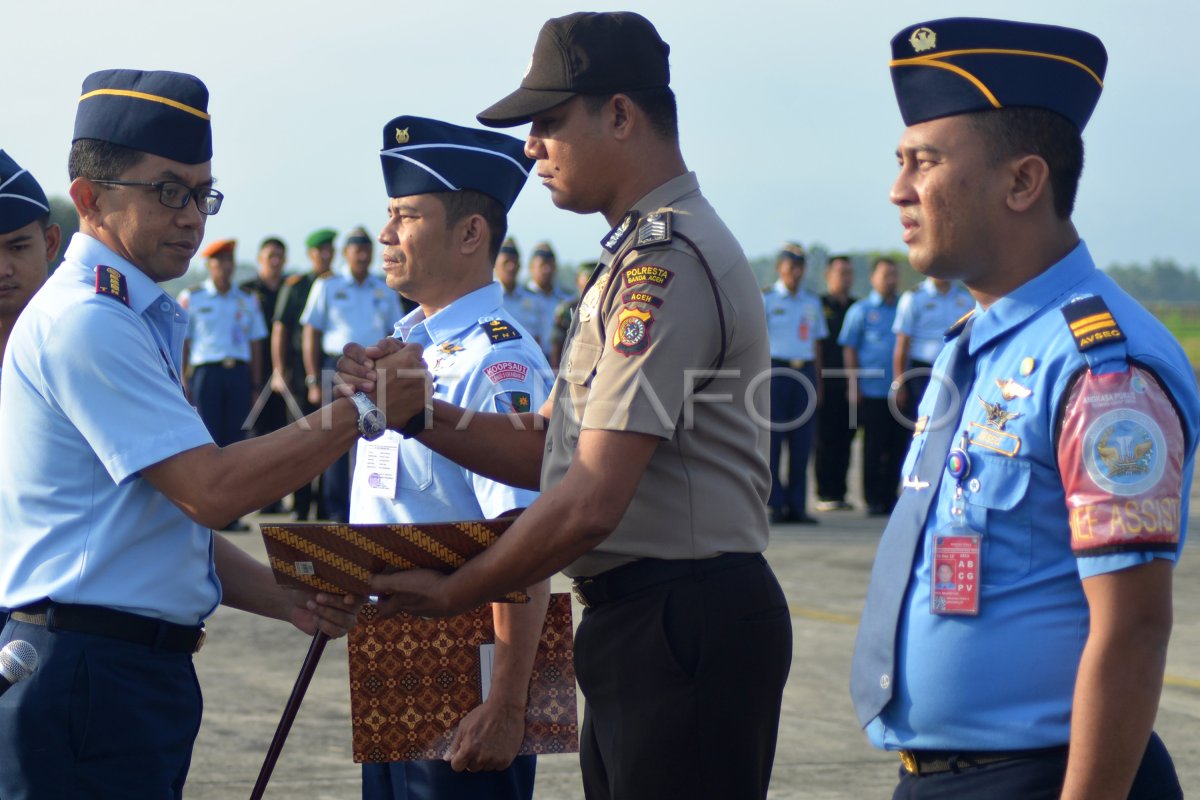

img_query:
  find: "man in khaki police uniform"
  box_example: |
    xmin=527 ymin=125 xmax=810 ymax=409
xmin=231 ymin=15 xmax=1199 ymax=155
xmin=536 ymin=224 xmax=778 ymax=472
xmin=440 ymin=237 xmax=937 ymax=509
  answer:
xmin=339 ymin=12 xmax=792 ymax=800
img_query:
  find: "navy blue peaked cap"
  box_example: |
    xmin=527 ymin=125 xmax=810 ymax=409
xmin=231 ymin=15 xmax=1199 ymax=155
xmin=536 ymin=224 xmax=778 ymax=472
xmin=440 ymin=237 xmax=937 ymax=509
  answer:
xmin=890 ymin=18 xmax=1107 ymax=130
xmin=380 ymin=116 xmax=533 ymax=211
xmin=0 ymin=150 xmax=50 ymax=234
xmin=74 ymin=69 xmax=212 ymax=163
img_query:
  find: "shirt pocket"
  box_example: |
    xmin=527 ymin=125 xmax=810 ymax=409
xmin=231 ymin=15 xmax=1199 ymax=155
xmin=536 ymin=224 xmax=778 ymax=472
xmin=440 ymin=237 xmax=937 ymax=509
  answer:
xmin=964 ymin=454 xmax=1033 ymax=585
xmin=559 ymin=340 xmax=603 ymax=388
xmin=397 ymin=442 xmax=432 ymax=492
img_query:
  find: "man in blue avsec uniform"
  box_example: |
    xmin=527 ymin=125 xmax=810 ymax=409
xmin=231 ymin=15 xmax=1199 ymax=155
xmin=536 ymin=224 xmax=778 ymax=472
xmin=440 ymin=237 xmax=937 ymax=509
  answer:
xmin=892 ymin=276 xmax=973 ymax=421
xmin=0 ymin=69 xmax=427 ymax=799
xmin=850 ymin=18 xmax=1200 ymax=799
xmin=523 ymin=241 xmax=571 ymax=359
xmin=839 ymin=258 xmax=904 ymax=516
xmin=302 ymin=226 xmax=403 ymax=522
xmin=0 ymin=150 xmax=61 ymax=634
xmin=494 ymin=236 xmax=543 ymax=344
xmin=763 ymin=242 xmax=827 ymax=523
xmin=351 ymin=114 xmax=552 ymax=800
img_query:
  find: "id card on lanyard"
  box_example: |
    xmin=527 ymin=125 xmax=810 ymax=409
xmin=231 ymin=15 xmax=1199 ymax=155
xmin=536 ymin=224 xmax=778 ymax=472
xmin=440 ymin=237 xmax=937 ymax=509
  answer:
xmin=931 ymin=432 xmax=982 ymax=615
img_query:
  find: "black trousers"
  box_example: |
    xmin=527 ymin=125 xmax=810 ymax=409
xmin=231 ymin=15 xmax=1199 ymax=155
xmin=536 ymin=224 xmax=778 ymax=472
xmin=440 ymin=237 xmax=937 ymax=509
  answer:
xmin=575 ymin=555 xmax=792 ymax=800
xmin=815 ymin=384 xmax=853 ymax=503
xmin=892 ymin=732 xmax=1181 ymax=799
xmin=861 ymin=396 xmax=907 ymax=511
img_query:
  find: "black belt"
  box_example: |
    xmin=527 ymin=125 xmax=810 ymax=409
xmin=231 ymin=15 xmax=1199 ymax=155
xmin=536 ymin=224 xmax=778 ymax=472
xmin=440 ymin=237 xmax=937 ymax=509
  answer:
xmin=770 ymin=358 xmax=809 ymax=370
xmin=572 ymin=552 xmax=762 ymax=609
xmin=899 ymin=746 xmax=1067 ymax=776
xmin=11 ymin=601 xmax=205 ymax=655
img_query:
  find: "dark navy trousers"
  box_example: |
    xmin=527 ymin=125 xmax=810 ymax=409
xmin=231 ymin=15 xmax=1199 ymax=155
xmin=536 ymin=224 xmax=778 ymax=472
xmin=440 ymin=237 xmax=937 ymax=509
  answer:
xmin=768 ymin=362 xmax=818 ymax=517
xmin=362 ymin=754 xmax=536 ymax=800
xmin=0 ymin=617 xmax=202 ymax=799
xmin=190 ymin=360 xmax=251 ymax=447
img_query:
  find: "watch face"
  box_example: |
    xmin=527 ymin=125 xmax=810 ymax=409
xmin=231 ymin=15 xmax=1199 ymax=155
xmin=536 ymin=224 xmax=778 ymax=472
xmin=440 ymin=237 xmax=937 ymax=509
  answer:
xmin=360 ymin=408 xmax=387 ymax=441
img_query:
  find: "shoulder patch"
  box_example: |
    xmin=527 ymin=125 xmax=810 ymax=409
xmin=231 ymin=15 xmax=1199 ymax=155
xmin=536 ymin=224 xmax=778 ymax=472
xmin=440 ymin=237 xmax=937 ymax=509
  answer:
xmin=481 ymin=319 xmax=522 ymax=343
xmin=484 ymin=361 xmax=530 ymax=384
xmin=612 ymin=307 xmax=654 ymax=356
xmin=634 ymin=211 xmax=672 ymax=248
xmin=621 ymin=265 xmax=674 ymax=289
xmin=94 ymin=266 xmax=130 ymax=306
xmin=494 ymin=390 xmax=532 ymax=414
xmin=621 ymin=290 xmax=664 ymax=308
xmin=1062 ymin=295 xmax=1126 ymax=352
xmin=943 ymin=309 xmax=975 ymax=340
xmin=601 ymin=211 xmax=639 ymax=254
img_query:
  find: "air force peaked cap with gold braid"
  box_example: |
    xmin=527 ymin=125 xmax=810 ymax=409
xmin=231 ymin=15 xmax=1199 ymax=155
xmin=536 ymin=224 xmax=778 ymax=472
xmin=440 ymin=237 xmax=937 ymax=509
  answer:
xmin=379 ymin=116 xmax=534 ymax=211
xmin=890 ymin=18 xmax=1107 ymax=131
xmin=0 ymin=150 xmax=50 ymax=235
xmin=74 ymin=69 xmax=212 ymax=163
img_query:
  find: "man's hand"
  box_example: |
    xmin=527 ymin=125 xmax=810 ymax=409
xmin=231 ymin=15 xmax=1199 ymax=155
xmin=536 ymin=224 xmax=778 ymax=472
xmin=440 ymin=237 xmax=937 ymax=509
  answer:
xmin=445 ymin=698 xmax=527 ymax=772
xmin=367 ymin=342 xmax=432 ymax=429
xmin=286 ymin=589 xmax=362 ymax=638
xmin=337 ymin=338 xmax=406 ymax=396
xmin=269 ymin=369 xmax=289 ymax=395
xmin=369 ymin=569 xmax=464 ymax=619
xmin=306 ymin=384 xmax=322 ymax=406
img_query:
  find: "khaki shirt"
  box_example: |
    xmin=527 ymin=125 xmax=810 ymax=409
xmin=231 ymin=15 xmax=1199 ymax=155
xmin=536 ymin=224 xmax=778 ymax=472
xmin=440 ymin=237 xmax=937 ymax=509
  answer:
xmin=543 ymin=172 xmax=771 ymax=577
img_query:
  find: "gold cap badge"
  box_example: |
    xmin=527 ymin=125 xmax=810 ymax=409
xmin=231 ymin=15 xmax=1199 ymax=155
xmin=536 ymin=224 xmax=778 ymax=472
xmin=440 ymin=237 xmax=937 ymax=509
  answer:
xmin=395 ymin=127 xmax=410 ymax=145
xmin=909 ymin=27 xmax=937 ymax=53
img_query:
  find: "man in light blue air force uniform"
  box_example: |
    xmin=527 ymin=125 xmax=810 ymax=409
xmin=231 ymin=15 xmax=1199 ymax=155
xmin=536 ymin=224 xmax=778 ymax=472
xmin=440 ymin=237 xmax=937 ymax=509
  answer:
xmin=0 ymin=68 xmax=427 ymax=799
xmin=850 ymin=18 xmax=1200 ymax=799
xmin=350 ymin=115 xmax=551 ymax=800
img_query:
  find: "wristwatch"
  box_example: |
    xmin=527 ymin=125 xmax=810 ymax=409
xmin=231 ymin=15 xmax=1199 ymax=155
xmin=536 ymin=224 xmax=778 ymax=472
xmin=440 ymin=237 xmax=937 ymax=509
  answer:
xmin=349 ymin=391 xmax=387 ymax=441
xmin=304 ymin=374 xmax=318 ymax=387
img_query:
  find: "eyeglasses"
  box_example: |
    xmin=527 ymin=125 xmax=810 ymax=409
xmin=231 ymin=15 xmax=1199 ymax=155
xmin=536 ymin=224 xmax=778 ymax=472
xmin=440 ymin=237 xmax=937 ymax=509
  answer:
xmin=92 ymin=179 xmax=224 ymax=215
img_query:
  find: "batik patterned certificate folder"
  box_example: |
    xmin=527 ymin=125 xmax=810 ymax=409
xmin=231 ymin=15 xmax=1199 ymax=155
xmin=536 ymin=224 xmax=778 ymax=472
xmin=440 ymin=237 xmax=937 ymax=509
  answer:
xmin=348 ymin=593 xmax=579 ymax=761
xmin=260 ymin=520 xmax=526 ymax=602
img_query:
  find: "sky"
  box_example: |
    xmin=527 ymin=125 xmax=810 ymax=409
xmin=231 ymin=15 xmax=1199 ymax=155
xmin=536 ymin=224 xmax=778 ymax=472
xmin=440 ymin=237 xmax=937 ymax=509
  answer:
xmin=4 ymin=0 xmax=1198 ymax=278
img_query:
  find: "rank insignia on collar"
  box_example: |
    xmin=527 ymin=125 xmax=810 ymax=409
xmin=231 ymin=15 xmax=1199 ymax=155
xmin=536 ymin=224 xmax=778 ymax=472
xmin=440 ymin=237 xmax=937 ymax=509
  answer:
xmin=1062 ymin=295 xmax=1126 ymax=352
xmin=438 ymin=341 xmax=466 ymax=354
xmin=94 ymin=265 xmax=130 ymax=306
xmin=995 ymin=378 xmax=1032 ymax=401
xmin=978 ymin=396 xmax=1022 ymax=430
xmin=601 ymin=211 xmax=639 ymax=253
xmin=634 ymin=212 xmax=672 ymax=248
xmin=481 ymin=319 xmax=522 ymax=343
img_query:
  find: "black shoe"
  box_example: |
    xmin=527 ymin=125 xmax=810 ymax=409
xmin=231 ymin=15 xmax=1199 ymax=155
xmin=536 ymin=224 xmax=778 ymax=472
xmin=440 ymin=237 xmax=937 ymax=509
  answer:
xmin=767 ymin=508 xmax=787 ymax=524
xmin=867 ymin=505 xmax=891 ymax=517
xmin=788 ymin=513 xmax=819 ymax=525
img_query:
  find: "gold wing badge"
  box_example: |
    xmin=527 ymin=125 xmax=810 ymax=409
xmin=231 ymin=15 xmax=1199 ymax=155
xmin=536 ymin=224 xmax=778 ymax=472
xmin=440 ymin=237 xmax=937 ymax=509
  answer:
xmin=978 ymin=396 xmax=1022 ymax=430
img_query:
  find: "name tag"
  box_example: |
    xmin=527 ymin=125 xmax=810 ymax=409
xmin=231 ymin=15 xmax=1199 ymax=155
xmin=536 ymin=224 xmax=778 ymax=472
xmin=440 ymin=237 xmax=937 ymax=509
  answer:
xmin=968 ymin=421 xmax=1021 ymax=457
xmin=360 ymin=430 xmax=401 ymax=497
xmin=931 ymin=532 xmax=982 ymax=616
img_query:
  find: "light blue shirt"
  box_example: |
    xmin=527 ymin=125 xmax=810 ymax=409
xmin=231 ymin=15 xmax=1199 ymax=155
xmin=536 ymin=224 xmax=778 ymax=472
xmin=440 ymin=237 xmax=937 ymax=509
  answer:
xmin=524 ymin=280 xmax=573 ymax=359
xmin=499 ymin=283 xmax=544 ymax=351
xmin=351 ymin=282 xmax=552 ymax=525
xmin=179 ymin=278 xmax=267 ymax=365
xmin=867 ymin=241 xmax=1200 ymax=751
xmin=763 ymin=280 xmax=827 ymax=361
xmin=0 ymin=233 xmax=220 ymax=624
xmin=893 ymin=279 xmax=974 ymax=364
xmin=300 ymin=273 xmax=402 ymax=357
xmin=838 ymin=292 xmax=899 ymax=399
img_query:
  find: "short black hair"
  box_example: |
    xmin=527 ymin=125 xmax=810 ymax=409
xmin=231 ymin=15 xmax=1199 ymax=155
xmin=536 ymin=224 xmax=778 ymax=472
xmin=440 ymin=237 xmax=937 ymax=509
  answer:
xmin=582 ymin=86 xmax=678 ymax=141
xmin=966 ymin=107 xmax=1084 ymax=219
xmin=68 ymin=139 xmax=145 ymax=181
xmin=826 ymin=254 xmax=853 ymax=269
xmin=435 ymin=190 xmax=508 ymax=261
xmin=259 ymin=237 xmax=286 ymax=252
xmin=871 ymin=257 xmax=897 ymax=273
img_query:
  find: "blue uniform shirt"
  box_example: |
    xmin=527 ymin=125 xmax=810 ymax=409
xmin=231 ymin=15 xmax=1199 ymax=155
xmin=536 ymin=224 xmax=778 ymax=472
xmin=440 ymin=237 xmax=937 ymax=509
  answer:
xmin=0 ymin=234 xmax=220 ymax=624
xmin=499 ymin=282 xmax=544 ymax=350
xmin=300 ymin=273 xmax=403 ymax=357
xmin=838 ymin=291 xmax=899 ymax=399
xmin=893 ymin=279 xmax=974 ymax=364
xmin=351 ymin=282 xmax=552 ymax=524
xmin=868 ymin=241 xmax=1200 ymax=751
xmin=524 ymin=280 xmax=573 ymax=359
xmin=179 ymin=278 xmax=268 ymax=365
xmin=763 ymin=280 xmax=827 ymax=361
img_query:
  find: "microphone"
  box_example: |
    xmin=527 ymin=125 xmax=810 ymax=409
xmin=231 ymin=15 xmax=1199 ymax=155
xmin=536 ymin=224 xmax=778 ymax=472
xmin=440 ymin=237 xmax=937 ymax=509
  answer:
xmin=0 ymin=640 xmax=39 ymax=698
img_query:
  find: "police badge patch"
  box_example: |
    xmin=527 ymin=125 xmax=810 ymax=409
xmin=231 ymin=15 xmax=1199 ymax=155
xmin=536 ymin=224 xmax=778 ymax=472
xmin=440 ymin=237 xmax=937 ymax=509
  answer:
xmin=613 ymin=307 xmax=653 ymax=356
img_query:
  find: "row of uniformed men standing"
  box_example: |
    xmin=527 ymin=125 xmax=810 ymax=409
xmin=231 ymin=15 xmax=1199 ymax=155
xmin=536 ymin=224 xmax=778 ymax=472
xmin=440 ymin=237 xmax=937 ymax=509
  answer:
xmin=762 ymin=242 xmax=972 ymax=520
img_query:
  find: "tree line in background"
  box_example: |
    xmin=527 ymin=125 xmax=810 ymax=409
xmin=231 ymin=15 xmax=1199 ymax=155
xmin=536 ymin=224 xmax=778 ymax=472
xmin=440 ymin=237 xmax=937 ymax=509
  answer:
xmin=45 ymin=198 xmax=1200 ymax=306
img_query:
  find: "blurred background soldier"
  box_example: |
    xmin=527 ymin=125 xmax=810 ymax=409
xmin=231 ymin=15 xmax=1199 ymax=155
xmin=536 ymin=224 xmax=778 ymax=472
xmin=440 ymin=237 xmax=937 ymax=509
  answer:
xmin=524 ymin=240 xmax=571 ymax=359
xmin=814 ymin=254 xmax=857 ymax=512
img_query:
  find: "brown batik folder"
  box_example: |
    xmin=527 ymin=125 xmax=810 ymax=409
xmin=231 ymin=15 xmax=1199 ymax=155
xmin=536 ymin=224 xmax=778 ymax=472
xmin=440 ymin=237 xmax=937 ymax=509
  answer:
xmin=260 ymin=520 xmax=526 ymax=602
xmin=348 ymin=593 xmax=579 ymax=762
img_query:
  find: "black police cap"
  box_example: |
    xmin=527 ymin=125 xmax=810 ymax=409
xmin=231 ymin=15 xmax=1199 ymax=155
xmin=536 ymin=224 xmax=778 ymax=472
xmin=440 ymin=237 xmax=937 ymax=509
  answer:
xmin=890 ymin=18 xmax=1107 ymax=131
xmin=74 ymin=69 xmax=212 ymax=164
xmin=380 ymin=116 xmax=533 ymax=211
xmin=477 ymin=11 xmax=670 ymax=128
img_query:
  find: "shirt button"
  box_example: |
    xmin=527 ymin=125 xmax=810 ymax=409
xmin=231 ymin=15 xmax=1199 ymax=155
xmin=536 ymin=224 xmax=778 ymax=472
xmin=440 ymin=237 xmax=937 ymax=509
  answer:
xmin=880 ymin=674 xmax=891 ymax=690
xmin=160 ymin=302 xmax=171 ymax=312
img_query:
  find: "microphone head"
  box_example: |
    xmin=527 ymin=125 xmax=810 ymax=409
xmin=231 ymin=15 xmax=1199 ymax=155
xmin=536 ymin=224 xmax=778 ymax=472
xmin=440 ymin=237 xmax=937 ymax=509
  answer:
xmin=0 ymin=640 xmax=39 ymax=683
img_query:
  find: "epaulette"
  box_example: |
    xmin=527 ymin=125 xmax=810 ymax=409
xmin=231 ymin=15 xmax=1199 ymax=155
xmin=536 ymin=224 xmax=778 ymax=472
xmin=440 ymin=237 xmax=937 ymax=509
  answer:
xmin=633 ymin=211 xmax=672 ymax=248
xmin=943 ymin=309 xmax=975 ymax=339
xmin=601 ymin=210 xmax=639 ymax=254
xmin=94 ymin=265 xmax=130 ymax=306
xmin=480 ymin=318 xmax=522 ymax=344
xmin=1061 ymin=295 xmax=1126 ymax=352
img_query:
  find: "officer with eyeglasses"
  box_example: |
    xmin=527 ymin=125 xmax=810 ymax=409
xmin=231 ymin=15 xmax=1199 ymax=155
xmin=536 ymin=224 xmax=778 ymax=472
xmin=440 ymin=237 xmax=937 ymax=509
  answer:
xmin=0 ymin=68 xmax=431 ymax=799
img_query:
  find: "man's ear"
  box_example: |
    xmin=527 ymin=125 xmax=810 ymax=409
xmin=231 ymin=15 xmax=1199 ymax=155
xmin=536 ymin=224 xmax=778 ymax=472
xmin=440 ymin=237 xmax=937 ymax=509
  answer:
xmin=610 ymin=94 xmax=636 ymax=142
xmin=43 ymin=223 xmax=62 ymax=263
xmin=459 ymin=214 xmax=487 ymax=256
xmin=69 ymin=177 xmax=103 ymax=224
xmin=1006 ymin=154 xmax=1052 ymax=214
